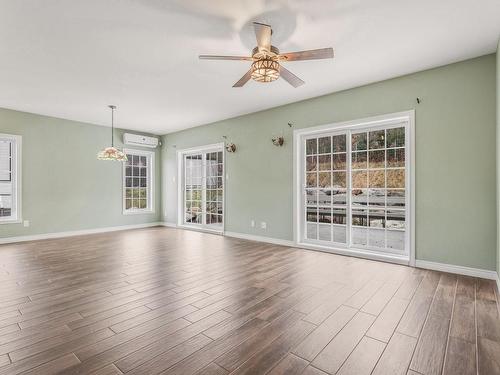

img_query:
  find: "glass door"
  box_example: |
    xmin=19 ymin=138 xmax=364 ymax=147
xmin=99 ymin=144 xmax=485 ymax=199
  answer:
xmin=350 ymin=127 xmax=406 ymax=252
xmin=182 ymin=147 xmax=224 ymax=232
xmin=301 ymin=121 xmax=409 ymax=259
xmin=305 ymin=133 xmax=348 ymax=244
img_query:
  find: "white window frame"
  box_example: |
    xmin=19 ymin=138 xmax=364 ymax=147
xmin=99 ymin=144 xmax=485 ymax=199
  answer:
xmin=122 ymin=148 xmax=154 ymax=215
xmin=176 ymin=142 xmax=225 ymax=234
xmin=293 ymin=111 xmax=415 ymax=266
xmin=0 ymin=134 xmax=22 ymax=224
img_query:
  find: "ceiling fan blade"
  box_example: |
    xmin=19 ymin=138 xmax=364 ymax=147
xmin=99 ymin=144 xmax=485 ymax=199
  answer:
xmin=279 ymin=66 xmax=305 ymax=88
xmin=279 ymin=48 xmax=334 ymax=61
xmin=233 ymin=69 xmax=253 ymax=87
xmin=253 ymin=22 xmax=272 ymax=51
xmin=199 ymin=55 xmax=253 ymax=61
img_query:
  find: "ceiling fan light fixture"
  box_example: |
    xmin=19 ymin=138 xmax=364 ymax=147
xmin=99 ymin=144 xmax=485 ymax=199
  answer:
xmin=251 ymin=58 xmax=280 ymax=83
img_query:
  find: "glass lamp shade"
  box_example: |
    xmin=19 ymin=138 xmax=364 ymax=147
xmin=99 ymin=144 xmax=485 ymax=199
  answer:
xmin=251 ymin=58 xmax=280 ymax=83
xmin=97 ymin=146 xmax=128 ymax=161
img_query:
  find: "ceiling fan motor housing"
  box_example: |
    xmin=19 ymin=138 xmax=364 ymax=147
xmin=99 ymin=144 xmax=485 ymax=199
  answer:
xmin=251 ymin=45 xmax=280 ymax=58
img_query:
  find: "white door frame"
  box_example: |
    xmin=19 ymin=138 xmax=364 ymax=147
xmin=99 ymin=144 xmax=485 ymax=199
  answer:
xmin=0 ymin=133 xmax=22 ymax=224
xmin=293 ymin=111 xmax=416 ymax=266
xmin=176 ymin=142 xmax=225 ymax=234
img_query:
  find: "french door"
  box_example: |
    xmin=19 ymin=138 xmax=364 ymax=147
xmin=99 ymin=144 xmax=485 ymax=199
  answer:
xmin=296 ymin=113 xmax=413 ymax=263
xmin=179 ymin=145 xmax=224 ymax=232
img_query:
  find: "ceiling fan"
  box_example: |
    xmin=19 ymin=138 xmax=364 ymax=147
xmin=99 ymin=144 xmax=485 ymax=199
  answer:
xmin=199 ymin=22 xmax=334 ymax=88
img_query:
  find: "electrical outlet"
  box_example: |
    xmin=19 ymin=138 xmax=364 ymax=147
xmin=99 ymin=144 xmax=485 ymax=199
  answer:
xmin=251 ymin=220 xmax=255 ymax=228
xmin=23 ymin=220 xmax=30 ymax=227
xmin=260 ymin=221 xmax=267 ymax=230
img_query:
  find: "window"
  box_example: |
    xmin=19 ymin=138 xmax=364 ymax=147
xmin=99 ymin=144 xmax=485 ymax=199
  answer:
xmin=123 ymin=149 xmax=154 ymax=214
xmin=296 ymin=112 xmax=413 ymax=263
xmin=0 ymin=134 xmax=21 ymax=223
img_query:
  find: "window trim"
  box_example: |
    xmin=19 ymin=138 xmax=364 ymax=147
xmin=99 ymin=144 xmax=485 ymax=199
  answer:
xmin=0 ymin=133 xmax=22 ymax=224
xmin=293 ymin=111 xmax=415 ymax=266
xmin=122 ymin=148 xmax=155 ymax=215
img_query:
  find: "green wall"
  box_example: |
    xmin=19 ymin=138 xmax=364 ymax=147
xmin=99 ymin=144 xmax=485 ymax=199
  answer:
xmin=0 ymin=109 xmax=161 ymax=237
xmin=163 ymin=54 xmax=497 ymax=271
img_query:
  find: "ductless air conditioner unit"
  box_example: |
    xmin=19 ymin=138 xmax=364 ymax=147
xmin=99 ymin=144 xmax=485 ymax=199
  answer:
xmin=123 ymin=133 xmax=159 ymax=148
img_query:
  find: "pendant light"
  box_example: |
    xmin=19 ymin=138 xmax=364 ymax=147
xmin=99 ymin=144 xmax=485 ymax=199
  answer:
xmin=97 ymin=105 xmax=128 ymax=161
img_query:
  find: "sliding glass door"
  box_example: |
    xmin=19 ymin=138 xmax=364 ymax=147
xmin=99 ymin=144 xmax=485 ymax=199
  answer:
xmin=180 ymin=145 xmax=224 ymax=232
xmin=298 ymin=115 xmax=412 ymax=261
xmin=305 ymin=132 xmax=349 ymax=244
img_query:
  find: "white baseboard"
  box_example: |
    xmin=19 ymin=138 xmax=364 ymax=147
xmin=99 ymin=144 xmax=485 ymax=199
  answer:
xmin=415 ymin=260 xmax=498 ymax=280
xmin=0 ymin=222 xmax=163 ymax=245
xmin=224 ymin=231 xmax=295 ymax=247
xmin=161 ymin=222 xmax=292 ymax=247
xmin=161 ymin=222 xmax=224 ymax=236
xmin=162 ymin=222 xmax=177 ymax=228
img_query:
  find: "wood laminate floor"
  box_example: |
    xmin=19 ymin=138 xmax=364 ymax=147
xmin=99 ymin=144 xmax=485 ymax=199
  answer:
xmin=0 ymin=227 xmax=499 ymax=374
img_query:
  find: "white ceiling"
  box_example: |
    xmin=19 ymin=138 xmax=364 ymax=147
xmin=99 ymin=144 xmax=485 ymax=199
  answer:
xmin=0 ymin=0 xmax=499 ymax=134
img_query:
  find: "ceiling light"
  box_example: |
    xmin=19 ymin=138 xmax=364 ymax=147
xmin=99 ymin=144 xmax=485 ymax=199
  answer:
xmin=251 ymin=58 xmax=280 ymax=83
xmin=97 ymin=105 xmax=128 ymax=162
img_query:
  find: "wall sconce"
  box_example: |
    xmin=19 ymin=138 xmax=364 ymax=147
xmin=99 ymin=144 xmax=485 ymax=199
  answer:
xmin=270 ymin=122 xmax=292 ymax=147
xmin=222 ymin=135 xmax=236 ymax=153
xmin=225 ymin=143 xmax=236 ymax=152
xmin=272 ymin=136 xmax=284 ymax=146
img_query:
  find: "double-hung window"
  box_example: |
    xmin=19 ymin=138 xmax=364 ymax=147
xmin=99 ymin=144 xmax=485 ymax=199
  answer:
xmin=123 ymin=149 xmax=154 ymax=214
xmin=0 ymin=134 xmax=21 ymax=223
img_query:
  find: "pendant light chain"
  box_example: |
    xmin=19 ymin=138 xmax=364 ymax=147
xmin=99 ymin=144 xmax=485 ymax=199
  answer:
xmin=110 ymin=105 xmax=116 ymax=147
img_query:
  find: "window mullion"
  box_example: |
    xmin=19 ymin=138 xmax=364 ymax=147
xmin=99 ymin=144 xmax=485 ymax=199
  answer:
xmin=202 ymin=152 xmax=207 ymax=226
xmin=183 ymin=155 xmax=186 ymax=224
xmin=346 ymin=130 xmax=352 ymax=248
